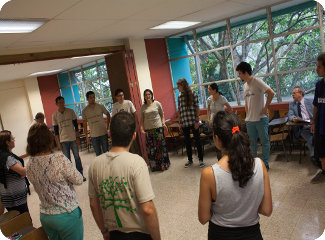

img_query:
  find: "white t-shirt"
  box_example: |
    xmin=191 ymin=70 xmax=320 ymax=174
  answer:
xmin=207 ymin=95 xmax=228 ymax=121
xmin=112 ymin=100 xmax=136 ymax=116
xmin=244 ymin=77 xmax=270 ymax=122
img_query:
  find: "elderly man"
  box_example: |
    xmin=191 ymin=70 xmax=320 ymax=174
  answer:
xmin=288 ymin=86 xmax=317 ymax=165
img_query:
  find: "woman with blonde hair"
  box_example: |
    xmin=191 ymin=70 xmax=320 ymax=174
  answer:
xmin=198 ymin=111 xmax=272 ymax=239
xmin=26 ymin=123 xmax=84 ymax=240
xmin=176 ymin=78 xmax=204 ymax=168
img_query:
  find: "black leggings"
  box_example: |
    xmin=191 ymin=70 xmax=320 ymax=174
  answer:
xmin=6 ymin=203 xmax=29 ymax=214
xmin=208 ymin=221 xmax=263 ymax=240
xmin=110 ymin=231 xmax=152 ymax=240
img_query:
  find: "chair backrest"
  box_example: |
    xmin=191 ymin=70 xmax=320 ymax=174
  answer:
xmin=0 ymin=212 xmax=32 ymax=236
xmin=21 ymin=227 xmax=49 ymax=240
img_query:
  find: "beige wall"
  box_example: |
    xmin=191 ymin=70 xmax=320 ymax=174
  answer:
xmin=127 ymin=38 xmax=152 ymax=102
xmin=0 ymin=78 xmax=44 ymax=156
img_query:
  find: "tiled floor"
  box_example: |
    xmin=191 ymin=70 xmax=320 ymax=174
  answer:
xmin=26 ymin=146 xmax=325 ymax=240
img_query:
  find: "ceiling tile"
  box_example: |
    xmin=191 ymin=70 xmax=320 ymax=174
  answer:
xmin=0 ymin=0 xmax=81 ymax=19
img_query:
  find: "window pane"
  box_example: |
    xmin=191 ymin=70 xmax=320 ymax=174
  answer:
xmin=86 ymin=80 xmax=102 ymax=98
xmin=83 ymin=62 xmax=98 ymax=81
xmin=169 ymin=56 xmax=200 ymax=87
xmin=231 ymin=10 xmax=268 ymax=44
xmin=233 ymin=39 xmax=273 ymax=76
xmin=75 ymin=103 xmax=86 ymax=119
xmin=167 ymin=31 xmax=195 ymax=59
xmin=263 ymin=76 xmax=278 ymax=103
xmin=203 ymin=81 xmax=238 ymax=106
xmin=72 ymin=83 xmax=85 ymax=103
xmin=278 ymin=70 xmax=319 ymax=102
xmin=272 ymin=2 xmax=318 ymax=35
xmin=196 ymin=22 xmax=229 ymax=52
xmin=101 ymin=78 xmax=111 ymax=99
xmin=199 ymin=48 xmax=234 ymax=83
xmin=58 ymin=72 xmax=70 ymax=87
xmin=65 ymin=104 xmax=76 ymax=112
xmin=60 ymin=87 xmax=74 ymax=105
xmin=70 ymin=67 xmax=83 ymax=84
xmin=101 ymin=99 xmax=113 ymax=113
xmin=275 ymin=28 xmax=321 ymax=72
xmin=191 ymin=86 xmax=204 ymax=108
xmin=98 ymin=59 xmax=107 ymax=78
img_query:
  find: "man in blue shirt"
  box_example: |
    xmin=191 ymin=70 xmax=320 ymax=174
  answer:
xmin=311 ymin=53 xmax=325 ymax=183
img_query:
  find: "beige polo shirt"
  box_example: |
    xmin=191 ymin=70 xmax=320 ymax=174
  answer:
xmin=82 ymin=103 xmax=109 ymax=138
xmin=52 ymin=108 xmax=77 ymax=142
xmin=88 ymin=151 xmax=155 ymax=234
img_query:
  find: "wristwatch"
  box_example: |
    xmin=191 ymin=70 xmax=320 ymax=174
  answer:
xmin=101 ymin=228 xmax=109 ymax=235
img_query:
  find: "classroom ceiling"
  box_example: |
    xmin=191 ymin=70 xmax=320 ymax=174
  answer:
xmin=0 ymin=0 xmax=298 ymax=82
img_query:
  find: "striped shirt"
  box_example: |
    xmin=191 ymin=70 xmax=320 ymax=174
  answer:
xmin=0 ymin=156 xmax=27 ymax=208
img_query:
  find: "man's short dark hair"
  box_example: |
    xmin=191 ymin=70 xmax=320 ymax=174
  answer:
xmin=293 ymin=86 xmax=305 ymax=96
xmin=236 ymin=62 xmax=252 ymax=75
xmin=115 ymin=89 xmax=124 ymax=96
xmin=86 ymin=91 xmax=95 ymax=99
xmin=110 ymin=112 xmax=136 ymax=147
xmin=35 ymin=112 xmax=44 ymax=120
xmin=55 ymin=96 xmax=64 ymax=103
xmin=317 ymin=53 xmax=325 ymax=68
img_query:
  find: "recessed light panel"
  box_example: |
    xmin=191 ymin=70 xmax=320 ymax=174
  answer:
xmin=0 ymin=19 xmax=46 ymax=33
xmin=29 ymin=69 xmax=62 ymax=76
xmin=151 ymin=21 xmax=201 ymax=29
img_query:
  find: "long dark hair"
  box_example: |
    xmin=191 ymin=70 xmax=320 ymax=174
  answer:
xmin=0 ymin=130 xmax=11 ymax=152
xmin=177 ymin=78 xmax=193 ymax=107
xmin=143 ymin=89 xmax=155 ymax=104
xmin=209 ymin=83 xmax=223 ymax=96
xmin=213 ymin=111 xmax=254 ymax=188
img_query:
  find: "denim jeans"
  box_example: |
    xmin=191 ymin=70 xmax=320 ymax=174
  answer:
xmin=40 ymin=207 xmax=83 ymax=240
xmin=182 ymin=125 xmax=203 ymax=162
xmin=246 ymin=117 xmax=270 ymax=166
xmin=61 ymin=141 xmax=83 ymax=175
xmin=91 ymin=134 xmax=108 ymax=156
xmin=299 ymin=126 xmax=314 ymax=157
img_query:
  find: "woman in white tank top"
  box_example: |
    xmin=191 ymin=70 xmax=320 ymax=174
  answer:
xmin=198 ymin=111 xmax=272 ymax=240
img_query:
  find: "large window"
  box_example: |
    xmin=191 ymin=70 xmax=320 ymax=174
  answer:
xmin=58 ymin=59 xmax=112 ymax=118
xmin=167 ymin=0 xmax=324 ymax=107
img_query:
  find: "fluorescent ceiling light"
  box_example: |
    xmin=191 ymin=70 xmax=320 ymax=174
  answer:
xmin=71 ymin=54 xmax=108 ymax=59
xmin=0 ymin=19 xmax=46 ymax=33
xmin=0 ymin=0 xmax=11 ymax=11
xmin=151 ymin=21 xmax=200 ymax=29
xmin=29 ymin=69 xmax=62 ymax=76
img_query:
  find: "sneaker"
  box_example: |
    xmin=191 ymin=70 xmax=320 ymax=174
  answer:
xmin=199 ymin=161 xmax=205 ymax=168
xmin=184 ymin=161 xmax=193 ymax=168
xmin=311 ymin=170 xmax=325 ymax=184
xmin=311 ymin=157 xmax=322 ymax=169
xmin=83 ymin=176 xmax=87 ymax=182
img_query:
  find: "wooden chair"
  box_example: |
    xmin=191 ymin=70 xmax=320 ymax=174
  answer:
xmin=0 ymin=210 xmax=20 ymax=225
xmin=269 ymin=117 xmax=289 ymax=157
xmin=0 ymin=212 xmax=33 ymax=237
xmin=165 ymin=120 xmax=184 ymax=155
xmin=21 ymin=227 xmax=49 ymax=240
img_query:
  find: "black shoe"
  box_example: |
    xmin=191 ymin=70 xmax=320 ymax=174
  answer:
xmin=265 ymin=163 xmax=269 ymax=171
xmin=83 ymin=177 xmax=87 ymax=182
xmin=311 ymin=157 xmax=322 ymax=169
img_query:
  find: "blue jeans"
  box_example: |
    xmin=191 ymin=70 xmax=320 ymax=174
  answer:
xmin=91 ymin=134 xmax=108 ymax=156
xmin=61 ymin=141 xmax=83 ymax=175
xmin=246 ymin=117 xmax=270 ymax=166
xmin=40 ymin=207 xmax=83 ymax=240
xmin=299 ymin=126 xmax=314 ymax=157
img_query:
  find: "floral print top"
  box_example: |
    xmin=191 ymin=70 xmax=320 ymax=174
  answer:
xmin=27 ymin=152 xmax=83 ymax=215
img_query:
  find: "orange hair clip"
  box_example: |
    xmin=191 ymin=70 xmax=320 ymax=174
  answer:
xmin=232 ymin=126 xmax=240 ymax=134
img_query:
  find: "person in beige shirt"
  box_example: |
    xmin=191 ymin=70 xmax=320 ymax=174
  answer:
xmin=82 ymin=91 xmax=111 ymax=156
xmin=52 ymin=96 xmax=86 ymax=181
xmin=89 ymin=112 xmax=161 ymax=240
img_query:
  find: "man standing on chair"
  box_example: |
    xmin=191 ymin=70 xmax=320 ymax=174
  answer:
xmin=53 ymin=96 xmax=86 ymax=181
xmin=288 ymin=86 xmax=317 ymax=166
xmin=82 ymin=91 xmax=111 ymax=156
xmin=236 ymin=62 xmax=274 ymax=170
xmin=310 ymin=53 xmax=325 ymax=183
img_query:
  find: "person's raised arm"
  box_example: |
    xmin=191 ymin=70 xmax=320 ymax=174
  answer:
xmin=258 ymin=160 xmax=272 ymax=216
xmin=198 ymin=167 xmax=214 ymax=224
xmin=10 ymin=164 xmax=26 ymax=178
xmin=262 ymin=88 xmax=274 ymax=115
xmin=140 ymin=200 xmax=161 ymax=240
xmin=225 ymin=102 xmax=233 ymax=112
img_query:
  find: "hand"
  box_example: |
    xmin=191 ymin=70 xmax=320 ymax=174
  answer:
xmin=57 ymin=143 xmax=62 ymax=151
xmin=311 ymin=122 xmax=315 ymax=134
xmin=194 ymin=122 xmax=199 ymax=130
xmin=107 ymin=130 xmax=111 ymax=137
xmin=103 ymin=231 xmax=110 ymax=240
xmin=293 ymin=117 xmax=299 ymax=123
xmin=141 ymin=128 xmax=146 ymax=134
xmin=261 ymin=106 xmax=268 ymax=115
xmin=178 ymin=124 xmax=182 ymax=134
xmin=86 ymin=137 xmax=91 ymax=144
xmin=76 ymin=138 xmax=80 ymax=146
